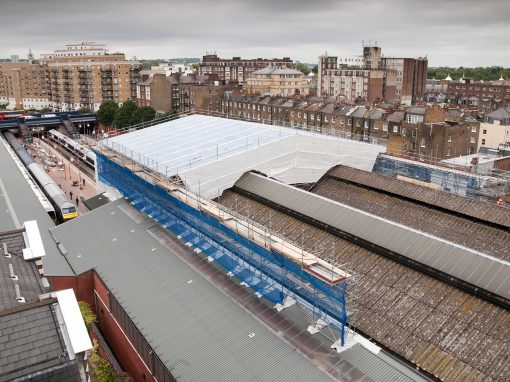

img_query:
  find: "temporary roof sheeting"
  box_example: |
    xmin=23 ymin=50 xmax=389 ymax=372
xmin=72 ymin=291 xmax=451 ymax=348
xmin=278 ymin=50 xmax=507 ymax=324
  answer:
xmin=104 ymin=115 xmax=385 ymax=198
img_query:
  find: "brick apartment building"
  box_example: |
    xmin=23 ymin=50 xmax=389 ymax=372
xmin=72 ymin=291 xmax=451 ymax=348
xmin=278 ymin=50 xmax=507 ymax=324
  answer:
xmin=199 ymin=53 xmax=294 ymax=83
xmin=137 ymin=73 xmax=184 ymax=112
xmin=0 ymin=61 xmax=50 ymax=110
xmin=179 ymin=80 xmax=242 ymax=114
xmin=424 ymin=77 xmax=510 ymax=114
xmin=0 ymin=43 xmax=140 ymax=112
xmin=387 ymin=106 xmax=480 ymax=159
xmin=446 ymin=78 xmax=510 ymax=112
xmin=244 ymin=67 xmax=308 ymax=96
xmin=318 ymin=45 xmax=427 ymax=105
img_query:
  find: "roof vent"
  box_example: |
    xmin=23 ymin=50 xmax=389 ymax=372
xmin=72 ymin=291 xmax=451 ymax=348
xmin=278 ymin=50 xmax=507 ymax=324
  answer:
xmin=15 ymin=284 xmax=25 ymax=303
xmin=3 ymin=243 xmax=11 ymax=258
xmin=9 ymin=263 xmax=18 ymax=280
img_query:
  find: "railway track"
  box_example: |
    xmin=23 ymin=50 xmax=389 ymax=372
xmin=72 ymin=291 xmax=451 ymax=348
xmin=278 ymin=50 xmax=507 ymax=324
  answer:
xmin=40 ymin=136 xmax=95 ymax=180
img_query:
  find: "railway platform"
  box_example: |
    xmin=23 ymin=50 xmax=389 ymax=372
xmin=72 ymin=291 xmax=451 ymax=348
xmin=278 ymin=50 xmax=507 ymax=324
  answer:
xmin=28 ymin=137 xmax=97 ymax=214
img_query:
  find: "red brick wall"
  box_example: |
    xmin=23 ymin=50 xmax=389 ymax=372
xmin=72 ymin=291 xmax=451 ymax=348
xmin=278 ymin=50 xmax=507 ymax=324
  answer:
xmin=48 ymin=272 xmax=94 ymax=307
xmin=50 ymin=272 xmax=155 ymax=382
xmin=92 ymin=272 xmax=154 ymax=382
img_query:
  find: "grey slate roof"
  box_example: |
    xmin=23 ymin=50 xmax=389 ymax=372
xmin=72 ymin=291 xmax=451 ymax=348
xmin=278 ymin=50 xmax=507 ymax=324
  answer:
xmin=387 ymin=111 xmax=404 ymax=123
xmin=406 ymin=107 xmax=426 ymax=115
xmin=0 ymin=137 xmax=73 ymax=277
xmin=320 ymin=103 xmax=336 ymax=113
xmin=487 ymin=107 xmax=510 ymax=120
xmin=369 ymin=109 xmax=384 ymax=120
xmin=349 ymin=106 xmax=366 ymax=118
xmin=0 ymin=230 xmax=79 ymax=382
xmin=0 ymin=302 xmax=79 ymax=382
xmin=50 ymin=200 xmax=338 ymax=382
xmin=0 ymin=230 xmax=43 ymax=311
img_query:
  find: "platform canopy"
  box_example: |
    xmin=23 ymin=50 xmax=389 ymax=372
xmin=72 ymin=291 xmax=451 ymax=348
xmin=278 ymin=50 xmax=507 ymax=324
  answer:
xmin=104 ymin=115 xmax=385 ymax=198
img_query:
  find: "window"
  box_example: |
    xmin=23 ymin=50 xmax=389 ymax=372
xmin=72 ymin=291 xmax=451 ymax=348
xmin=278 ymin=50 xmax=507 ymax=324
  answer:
xmin=383 ymin=123 xmax=388 ymax=132
xmin=447 ymin=147 xmax=451 ymax=156
xmin=393 ymin=125 xmax=398 ymax=133
xmin=348 ymin=119 xmax=352 ymax=126
xmin=420 ymin=138 xmax=426 ymax=147
xmin=402 ymin=128 xmax=406 ymax=137
xmin=448 ymin=135 xmax=452 ymax=142
xmin=412 ymin=142 xmax=416 ymax=151
xmin=482 ymin=139 xmax=486 ymax=145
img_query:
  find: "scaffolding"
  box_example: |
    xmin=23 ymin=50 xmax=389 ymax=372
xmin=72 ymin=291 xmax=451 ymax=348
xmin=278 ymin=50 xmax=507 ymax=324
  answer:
xmin=96 ymin=142 xmax=358 ymax=347
xmin=373 ymin=153 xmax=510 ymax=202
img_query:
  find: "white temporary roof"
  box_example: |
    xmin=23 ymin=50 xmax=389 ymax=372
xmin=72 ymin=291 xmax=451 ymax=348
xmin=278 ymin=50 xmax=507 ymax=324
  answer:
xmin=105 ymin=115 xmax=385 ymax=198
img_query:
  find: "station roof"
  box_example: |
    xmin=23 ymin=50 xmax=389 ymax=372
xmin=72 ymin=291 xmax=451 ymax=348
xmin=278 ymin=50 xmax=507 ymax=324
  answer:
xmin=50 ymin=199 xmax=422 ymax=382
xmin=233 ymin=171 xmax=510 ymax=303
xmin=0 ymin=136 xmax=73 ymax=277
xmin=50 ymin=199 xmax=335 ymax=382
xmin=104 ymin=115 xmax=385 ymax=198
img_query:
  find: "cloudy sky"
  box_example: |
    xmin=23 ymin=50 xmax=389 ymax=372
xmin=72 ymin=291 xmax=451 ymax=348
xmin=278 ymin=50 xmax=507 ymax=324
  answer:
xmin=1 ymin=0 xmax=508 ymax=67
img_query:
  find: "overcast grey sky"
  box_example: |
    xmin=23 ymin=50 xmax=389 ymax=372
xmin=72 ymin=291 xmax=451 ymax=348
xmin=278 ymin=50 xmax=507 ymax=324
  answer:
xmin=1 ymin=0 xmax=508 ymax=67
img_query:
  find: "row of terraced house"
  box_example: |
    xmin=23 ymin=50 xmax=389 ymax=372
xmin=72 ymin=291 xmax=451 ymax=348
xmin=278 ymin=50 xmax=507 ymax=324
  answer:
xmin=219 ymin=94 xmax=482 ymax=161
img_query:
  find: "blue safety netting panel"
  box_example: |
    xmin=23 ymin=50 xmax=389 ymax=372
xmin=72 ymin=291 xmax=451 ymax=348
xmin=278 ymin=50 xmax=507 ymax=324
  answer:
xmin=97 ymin=153 xmax=348 ymax=344
xmin=373 ymin=154 xmax=482 ymax=198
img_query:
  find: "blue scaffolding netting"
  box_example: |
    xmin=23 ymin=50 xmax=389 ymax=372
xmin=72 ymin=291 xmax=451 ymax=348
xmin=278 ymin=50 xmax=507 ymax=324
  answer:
xmin=97 ymin=152 xmax=349 ymax=344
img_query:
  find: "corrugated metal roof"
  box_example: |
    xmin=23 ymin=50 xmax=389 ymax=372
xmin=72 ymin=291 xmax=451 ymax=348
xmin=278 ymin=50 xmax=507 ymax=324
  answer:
xmin=50 ymin=200 xmax=339 ymax=382
xmin=233 ymin=172 xmax=510 ymax=302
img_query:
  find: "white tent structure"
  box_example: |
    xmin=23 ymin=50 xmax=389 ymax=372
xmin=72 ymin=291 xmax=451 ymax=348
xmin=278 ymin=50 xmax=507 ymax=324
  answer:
xmin=104 ymin=115 xmax=385 ymax=198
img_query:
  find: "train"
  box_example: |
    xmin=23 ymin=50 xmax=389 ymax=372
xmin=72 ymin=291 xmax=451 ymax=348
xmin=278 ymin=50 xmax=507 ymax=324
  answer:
xmin=47 ymin=129 xmax=96 ymax=168
xmin=4 ymin=131 xmax=78 ymax=222
xmin=0 ymin=111 xmax=27 ymax=120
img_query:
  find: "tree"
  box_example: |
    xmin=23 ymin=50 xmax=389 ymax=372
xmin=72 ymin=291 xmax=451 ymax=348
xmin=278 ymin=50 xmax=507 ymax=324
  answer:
xmin=78 ymin=107 xmax=93 ymax=114
xmin=97 ymin=100 xmax=119 ymax=127
xmin=132 ymin=106 xmax=156 ymax=125
xmin=78 ymin=301 xmax=96 ymax=330
xmin=163 ymin=109 xmax=179 ymax=118
xmin=296 ymin=63 xmax=311 ymax=75
xmin=312 ymin=65 xmax=318 ymax=74
xmin=113 ymin=100 xmax=138 ymax=128
xmin=191 ymin=63 xmax=200 ymax=72
xmin=427 ymin=66 xmax=510 ymax=81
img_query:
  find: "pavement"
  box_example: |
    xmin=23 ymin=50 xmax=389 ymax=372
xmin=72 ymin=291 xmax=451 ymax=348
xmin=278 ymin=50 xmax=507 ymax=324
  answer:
xmin=27 ymin=137 xmax=97 ymax=214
